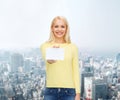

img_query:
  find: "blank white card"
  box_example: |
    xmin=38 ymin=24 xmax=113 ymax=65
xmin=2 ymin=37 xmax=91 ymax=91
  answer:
xmin=46 ymin=48 xmax=64 ymax=60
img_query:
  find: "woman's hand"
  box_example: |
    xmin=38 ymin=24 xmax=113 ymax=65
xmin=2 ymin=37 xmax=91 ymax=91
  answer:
xmin=75 ymin=93 xmax=80 ymax=100
xmin=47 ymin=60 xmax=56 ymax=64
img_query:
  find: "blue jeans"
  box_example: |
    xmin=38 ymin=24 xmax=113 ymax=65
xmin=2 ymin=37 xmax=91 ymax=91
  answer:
xmin=43 ymin=88 xmax=76 ymax=100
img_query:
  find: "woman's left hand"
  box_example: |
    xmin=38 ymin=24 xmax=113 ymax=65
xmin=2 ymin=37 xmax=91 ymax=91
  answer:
xmin=75 ymin=93 xmax=80 ymax=100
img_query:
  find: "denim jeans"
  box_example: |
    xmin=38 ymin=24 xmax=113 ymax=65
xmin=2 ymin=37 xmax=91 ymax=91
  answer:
xmin=43 ymin=88 xmax=76 ymax=100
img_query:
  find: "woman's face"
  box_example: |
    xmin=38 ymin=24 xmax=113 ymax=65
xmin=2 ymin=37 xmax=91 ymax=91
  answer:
xmin=52 ymin=19 xmax=67 ymax=40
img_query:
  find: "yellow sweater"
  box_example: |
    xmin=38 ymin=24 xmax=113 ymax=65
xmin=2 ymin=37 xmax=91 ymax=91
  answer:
xmin=40 ymin=42 xmax=80 ymax=93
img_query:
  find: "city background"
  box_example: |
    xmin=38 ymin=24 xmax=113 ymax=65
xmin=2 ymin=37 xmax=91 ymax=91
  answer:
xmin=0 ymin=48 xmax=120 ymax=100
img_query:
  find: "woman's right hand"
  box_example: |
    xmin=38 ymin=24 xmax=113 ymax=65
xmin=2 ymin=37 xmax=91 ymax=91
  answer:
xmin=47 ymin=60 xmax=56 ymax=64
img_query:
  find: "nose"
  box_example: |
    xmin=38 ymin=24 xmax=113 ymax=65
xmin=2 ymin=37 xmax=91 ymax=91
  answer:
xmin=57 ymin=27 xmax=61 ymax=31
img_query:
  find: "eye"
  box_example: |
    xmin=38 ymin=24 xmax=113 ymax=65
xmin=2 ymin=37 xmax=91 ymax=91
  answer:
xmin=54 ymin=25 xmax=58 ymax=28
xmin=61 ymin=25 xmax=65 ymax=28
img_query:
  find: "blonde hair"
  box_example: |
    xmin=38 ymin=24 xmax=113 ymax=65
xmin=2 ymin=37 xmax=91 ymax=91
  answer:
xmin=48 ymin=16 xmax=71 ymax=43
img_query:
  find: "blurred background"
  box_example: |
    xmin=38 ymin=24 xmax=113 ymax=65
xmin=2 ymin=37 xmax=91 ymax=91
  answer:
xmin=0 ymin=0 xmax=120 ymax=100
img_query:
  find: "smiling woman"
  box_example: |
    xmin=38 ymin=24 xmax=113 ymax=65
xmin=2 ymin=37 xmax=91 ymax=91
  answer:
xmin=48 ymin=16 xmax=71 ymax=44
xmin=40 ymin=16 xmax=81 ymax=100
xmin=52 ymin=19 xmax=66 ymax=41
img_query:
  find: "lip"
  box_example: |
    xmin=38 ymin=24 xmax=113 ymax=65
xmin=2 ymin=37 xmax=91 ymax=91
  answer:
xmin=56 ymin=32 xmax=63 ymax=35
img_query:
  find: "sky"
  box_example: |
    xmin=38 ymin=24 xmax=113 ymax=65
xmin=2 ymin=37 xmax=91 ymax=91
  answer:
xmin=0 ymin=0 xmax=120 ymax=55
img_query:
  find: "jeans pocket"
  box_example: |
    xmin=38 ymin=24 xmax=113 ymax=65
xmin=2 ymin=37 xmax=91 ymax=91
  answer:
xmin=65 ymin=88 xmax=76 ymax=96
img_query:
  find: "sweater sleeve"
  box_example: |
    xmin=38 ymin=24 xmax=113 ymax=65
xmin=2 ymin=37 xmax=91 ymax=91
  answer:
xmin=40 ymin=43 xmax=46 ymax=60
xmin=72 ymin=44 xmax=81 ymax=93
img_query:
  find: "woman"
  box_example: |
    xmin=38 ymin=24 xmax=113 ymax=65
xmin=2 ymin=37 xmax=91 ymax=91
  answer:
xmin=40 ymin=16 xmax=81 ymax=100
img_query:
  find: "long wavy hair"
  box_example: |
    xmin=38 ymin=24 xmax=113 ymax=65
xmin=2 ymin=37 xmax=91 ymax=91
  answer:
xmin=48 ymin=16 xmax=71 ymax=43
